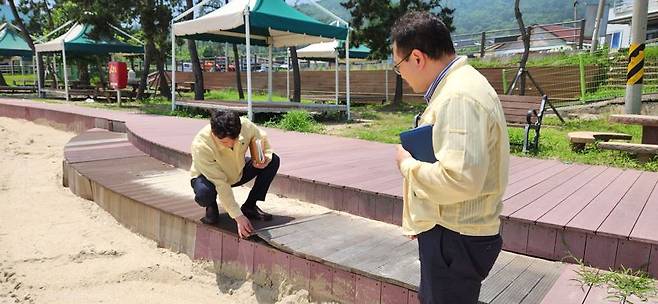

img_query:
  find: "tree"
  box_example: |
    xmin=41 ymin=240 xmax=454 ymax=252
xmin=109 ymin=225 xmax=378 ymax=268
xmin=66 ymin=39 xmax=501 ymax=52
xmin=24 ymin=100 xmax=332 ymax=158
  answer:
xmin=185 ymin=0 xmax=204 ymax=100
xmin=233 ymin=43 xmax=244 ymax=100
xmin=289 ymin=46 xmax=301 ymax=103
xmin=341 ymin=0 xmax=454 ymax=106
xmin=136 ymin=0 xmax=175 ymax=100
xmin=1 ymin=0 xmax=36 ymax=86
xmin=513 ymin=0 xmax=530 ymax=95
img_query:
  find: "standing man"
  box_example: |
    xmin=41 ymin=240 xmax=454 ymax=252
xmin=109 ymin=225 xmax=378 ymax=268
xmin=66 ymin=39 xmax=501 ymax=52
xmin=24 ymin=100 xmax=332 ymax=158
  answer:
xmin=190 ymin=110 xmax=280 ymax=238
xmin=392 ymin=11 xmax=510 ymax=304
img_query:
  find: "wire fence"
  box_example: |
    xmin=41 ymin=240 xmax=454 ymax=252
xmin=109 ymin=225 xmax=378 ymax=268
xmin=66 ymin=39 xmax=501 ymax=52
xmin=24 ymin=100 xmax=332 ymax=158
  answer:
xmin=474 ymin=55 xmax=658 ymax=107
xmin=453 ymin=19 xmax=587 ymax=58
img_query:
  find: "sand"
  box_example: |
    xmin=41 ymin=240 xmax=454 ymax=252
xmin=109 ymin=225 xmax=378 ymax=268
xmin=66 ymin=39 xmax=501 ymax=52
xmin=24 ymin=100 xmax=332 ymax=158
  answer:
xmin=0 ymin=117 xmax=317 ymax=304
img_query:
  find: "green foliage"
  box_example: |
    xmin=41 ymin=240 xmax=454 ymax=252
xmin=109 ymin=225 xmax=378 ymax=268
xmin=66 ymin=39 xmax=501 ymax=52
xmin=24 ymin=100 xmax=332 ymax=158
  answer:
xmin=469 ymin=48 xmax=613 ymax=68
xmin=266 ymin=110 xmax=323 ymax=133
xmin=341 ymin=0 xmax=454 ymax=60
xmin=645 ymin=46 xmax=658 ymax=60
xmin=140 ymin=97 xmax=209 ymax=118
xmin=451 ymin=0 xmax=608 ymax=34
xmin=180 ymin=89 xmax=296 ymax=102
xmin=582 ymin=85 xmax=658 ymax=103
xmin=574 ymin=263 xmax=658 ymax=304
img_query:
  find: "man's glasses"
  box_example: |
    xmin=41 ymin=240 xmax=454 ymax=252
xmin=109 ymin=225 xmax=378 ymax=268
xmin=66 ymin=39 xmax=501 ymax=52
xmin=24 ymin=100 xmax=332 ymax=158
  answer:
xmin=393 ymin=51 xmax=412 ymax=75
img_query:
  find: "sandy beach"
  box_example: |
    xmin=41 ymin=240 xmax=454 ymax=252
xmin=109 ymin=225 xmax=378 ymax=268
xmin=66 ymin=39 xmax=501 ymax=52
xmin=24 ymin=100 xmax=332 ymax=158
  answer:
xmin=0 ymin=117 xmax=316 ymax=304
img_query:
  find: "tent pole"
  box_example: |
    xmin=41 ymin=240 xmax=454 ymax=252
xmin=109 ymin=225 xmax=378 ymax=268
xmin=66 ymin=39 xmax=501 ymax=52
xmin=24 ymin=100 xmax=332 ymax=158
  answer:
xmin=35 ymin=53 xmax=41 ymax=96
xmin=245 ymin=6 xmax=253 ymax=120
xmin=286 ymin=49 xmax=290 ymax=101
xmin=20 ymin=58 xmax=24 ymax=84
xmin=171 ymin=21 xmax=176 ymax=111
xmin=385 ymin=60 xmax=389 ymax=103
xmin=268 ymin=44 xmax=272 ymax=102
xmin=345 ymin=30 xmax=351 ymax=121
xmin=62 ymin=49 xmax=69 ymax=101
xmin=335 ymin=52 xmax=339 ymax=105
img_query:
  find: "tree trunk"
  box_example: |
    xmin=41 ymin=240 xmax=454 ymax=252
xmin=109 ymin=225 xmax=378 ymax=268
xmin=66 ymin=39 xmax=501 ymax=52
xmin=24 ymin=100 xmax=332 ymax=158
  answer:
xmin=78 ymin=61 xmax=90 ymax=86
xmin=96 ymin=57 xmax=106 ymax=89
xmin=0 ymin=70 xmax=7 ymax=86
xmin=233 ymin=43 xmax=244 ymax=99
xmin=46 ymin=57 xmax=58 ymax=88
xmin=7 ymin=0 xmax=45 ymax=87
xmin=514 ymin=0 xmax=530 ymax=95
xmin=393 ymin=74 xmax=403 ymax=106
xmin=156 ymin=50 xmax=170 ymax=99
xmin=290 ymin=46 xmax=301 ymax=103
xmin=185 ymin=0 xmax=204 ymax=100
xmin=137 ymin=41 xmax=154 ymax=100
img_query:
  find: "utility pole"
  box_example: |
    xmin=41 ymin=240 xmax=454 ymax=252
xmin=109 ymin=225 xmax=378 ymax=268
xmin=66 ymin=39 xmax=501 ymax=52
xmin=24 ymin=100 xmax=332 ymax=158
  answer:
xmin=573 ymin=0 xmax=579 ymax=50
xmin=590 ymin=0 xmax=606 ymax=53
xmin=625 ymin=0 xmax=648 ymax=114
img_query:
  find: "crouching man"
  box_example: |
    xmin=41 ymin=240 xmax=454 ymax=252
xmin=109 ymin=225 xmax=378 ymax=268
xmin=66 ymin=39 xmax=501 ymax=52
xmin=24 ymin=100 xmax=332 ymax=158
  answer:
xmin=190 ymin=110 xmax=280 ymax=238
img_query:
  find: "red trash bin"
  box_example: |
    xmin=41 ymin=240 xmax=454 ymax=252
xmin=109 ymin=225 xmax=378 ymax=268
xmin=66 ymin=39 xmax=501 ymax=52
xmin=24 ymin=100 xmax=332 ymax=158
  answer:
xmin=108 ymin=62 xmax=128 ymax=89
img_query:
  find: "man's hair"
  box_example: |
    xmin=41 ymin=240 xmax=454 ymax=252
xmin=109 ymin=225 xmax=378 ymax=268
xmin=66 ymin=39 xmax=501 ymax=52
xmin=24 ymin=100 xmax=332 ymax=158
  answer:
xmin=210 ymin=110 xmax=241 ymax=139
xmin=391 ymin=11 xmax=455 ymax=60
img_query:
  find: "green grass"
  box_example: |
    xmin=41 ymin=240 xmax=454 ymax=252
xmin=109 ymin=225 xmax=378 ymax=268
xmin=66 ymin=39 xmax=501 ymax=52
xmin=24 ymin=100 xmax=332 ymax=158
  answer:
xmin=1 ymin=73 xmax=36 ymax=86
xmin=582 ymin=85 xmax=658 ymax=103
xmin=264 ymin=110 xmax=323 ymax=133
xmin=180 ymin=88 xmax=313 ymax=103
xmin=326 ymin=103 xmax=424 ymax=144
xmin=510 ymin=116 xmax=658 ymax=171
xmin=469 ymin=48 xmax=621 ymax=69
xmin=329 ymin=104 xmax=658 ymax=171
xmin=574 ymin=262 xmax=657 ymax=303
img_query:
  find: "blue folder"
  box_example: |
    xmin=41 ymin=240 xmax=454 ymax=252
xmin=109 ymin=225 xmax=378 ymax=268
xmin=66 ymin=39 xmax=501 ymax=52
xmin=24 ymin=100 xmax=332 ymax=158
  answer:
xmin=399 ymin=124 xmax=437 ymax=163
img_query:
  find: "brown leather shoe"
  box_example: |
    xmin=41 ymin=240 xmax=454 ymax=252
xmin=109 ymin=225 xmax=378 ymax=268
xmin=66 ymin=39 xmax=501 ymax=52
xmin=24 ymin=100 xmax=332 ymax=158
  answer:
xmin=240 ymin=205 xmax=273 ymax=221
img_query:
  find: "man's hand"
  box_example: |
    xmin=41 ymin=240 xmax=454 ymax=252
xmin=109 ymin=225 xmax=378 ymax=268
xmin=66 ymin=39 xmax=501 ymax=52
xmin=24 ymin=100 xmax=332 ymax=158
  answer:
xmin=396 ymin=145 xmax=412 ymax=173
xmin=235 ymin=215 xmax=254 ymax=238
xmin=252 ymin=156 xmax=271 ymax=169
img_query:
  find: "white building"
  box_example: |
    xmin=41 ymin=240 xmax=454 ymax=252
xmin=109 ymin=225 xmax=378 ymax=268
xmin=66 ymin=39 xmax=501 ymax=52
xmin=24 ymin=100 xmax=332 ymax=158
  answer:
xmin=606 ymin=0 xmax=658 ymax=50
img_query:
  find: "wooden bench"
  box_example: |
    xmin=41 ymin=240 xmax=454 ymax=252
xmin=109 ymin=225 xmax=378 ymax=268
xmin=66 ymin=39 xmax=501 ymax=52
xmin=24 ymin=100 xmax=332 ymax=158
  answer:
xmin=597 ymin=142 xmax=658 ymax=162
xmin=498 ymin=94 xmax=559 ymax=153
xmin=567 ymin=131 xmax=633 ymax=151
xmin=0 ymin=85 xmax=36 ymax=94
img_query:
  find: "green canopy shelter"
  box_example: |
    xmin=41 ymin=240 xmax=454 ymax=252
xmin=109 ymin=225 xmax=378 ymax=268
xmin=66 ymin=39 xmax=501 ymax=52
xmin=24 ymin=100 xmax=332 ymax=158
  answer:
xmin=172 ymin=0 xmax=350 ymax=119
xmin=0 ymin=23 xmax=32 ymax=57
xmin=0 ymin=23 xmax=35 ymax=86
xmin=34 ymin=22 xmax=144 ymax=100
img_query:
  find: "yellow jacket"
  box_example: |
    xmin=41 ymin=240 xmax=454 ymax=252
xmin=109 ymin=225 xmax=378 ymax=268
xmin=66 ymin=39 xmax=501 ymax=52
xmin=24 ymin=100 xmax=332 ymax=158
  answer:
xmin=190 ymin=117 xmax=273 ymax=219
xmin=399 ymin=56 xmax=510 ymax=236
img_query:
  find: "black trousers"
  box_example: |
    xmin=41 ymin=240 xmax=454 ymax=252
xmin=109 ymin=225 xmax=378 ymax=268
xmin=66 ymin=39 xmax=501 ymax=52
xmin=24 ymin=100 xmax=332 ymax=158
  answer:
xmin=417 ymin=224 xmax=502 ymax=304
xmin=191 ymin=153 xmax=280 ymax=209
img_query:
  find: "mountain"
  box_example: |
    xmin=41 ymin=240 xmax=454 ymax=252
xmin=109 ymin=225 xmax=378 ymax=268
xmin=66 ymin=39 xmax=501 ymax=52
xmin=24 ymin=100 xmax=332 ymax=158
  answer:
xmin=293 ymin=0 xmax=609 ymax=34
xmin=294 ymin=0 xmax=351 ymax=24
xmin=448 ymin=0 xmax=609 ymax=34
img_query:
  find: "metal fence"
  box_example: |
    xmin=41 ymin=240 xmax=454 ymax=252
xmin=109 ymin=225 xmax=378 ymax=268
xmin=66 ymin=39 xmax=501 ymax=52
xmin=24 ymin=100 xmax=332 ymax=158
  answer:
xmin=453 ymin=20 xmax=587 ymax=58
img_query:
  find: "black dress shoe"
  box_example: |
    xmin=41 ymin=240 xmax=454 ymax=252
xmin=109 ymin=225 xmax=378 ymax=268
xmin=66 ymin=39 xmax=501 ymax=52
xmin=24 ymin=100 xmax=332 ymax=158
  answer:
xmin=240 ymin=205 xmax=273 ymax=221
xmin=200 ymin=206 xmax=219 ymax=225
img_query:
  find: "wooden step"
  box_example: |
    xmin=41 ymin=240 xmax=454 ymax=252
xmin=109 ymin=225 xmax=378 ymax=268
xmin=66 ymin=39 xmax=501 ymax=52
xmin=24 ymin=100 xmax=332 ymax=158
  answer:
xmin=567 ymin=131 xmax=632 ymax=151
xmin=597 ymin=141 xmax=658 ymax=162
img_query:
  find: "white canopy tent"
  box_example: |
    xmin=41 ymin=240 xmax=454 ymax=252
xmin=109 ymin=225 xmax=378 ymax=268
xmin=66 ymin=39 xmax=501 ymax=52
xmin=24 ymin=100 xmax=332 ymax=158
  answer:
xmin=296 ymin=40 xmax=373 ymax=104
xmin=171 ymin=0 xmax=350 ymax=120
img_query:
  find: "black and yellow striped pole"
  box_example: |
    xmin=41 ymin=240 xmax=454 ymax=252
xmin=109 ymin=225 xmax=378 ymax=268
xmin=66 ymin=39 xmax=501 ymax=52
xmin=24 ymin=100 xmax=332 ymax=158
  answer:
xmin=627 ymin=43 xmax=645 ymax=86
xmin=625 ymin=0 xmax=648 ymax=114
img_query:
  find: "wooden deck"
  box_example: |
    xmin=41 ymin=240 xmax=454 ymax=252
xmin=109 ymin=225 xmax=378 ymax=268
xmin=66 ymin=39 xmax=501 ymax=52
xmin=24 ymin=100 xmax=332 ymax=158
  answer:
xmin=62 ymin=128 xmax=568 ymax=303
xmin=2 ymin=97 xmax=658 ymax=278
